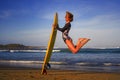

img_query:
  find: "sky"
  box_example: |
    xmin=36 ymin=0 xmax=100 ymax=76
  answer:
xmin=0 ymin=0 xmax=120 ymax=48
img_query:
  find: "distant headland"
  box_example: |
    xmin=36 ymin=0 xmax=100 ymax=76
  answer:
xmin=0 ymin=44 xmax=46 ymax=50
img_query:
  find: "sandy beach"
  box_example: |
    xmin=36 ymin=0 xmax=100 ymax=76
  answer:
xmin=0 ymin=67 xmax=120 ymax=80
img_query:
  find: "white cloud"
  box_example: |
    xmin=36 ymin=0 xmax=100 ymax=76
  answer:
xmin=0 ymin=10 xmax=12 ymax=19
xmin=73 ymin=14 xmax=120 ymax=29
xmin=69 ymin=27 xmax=120 ymax=48
xmin=19 ymin=29 xmax=51 ymax=45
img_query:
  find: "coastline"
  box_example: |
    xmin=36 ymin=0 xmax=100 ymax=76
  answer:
xmin=0 ymin=66 xmax=120 ymax=80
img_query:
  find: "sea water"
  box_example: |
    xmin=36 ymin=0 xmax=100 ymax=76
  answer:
xmin=0 ymin=48 xmax=120 ymax=72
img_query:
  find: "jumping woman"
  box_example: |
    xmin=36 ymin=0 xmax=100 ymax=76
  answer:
xmin=54 ymin=11 xmax=90 ymax=54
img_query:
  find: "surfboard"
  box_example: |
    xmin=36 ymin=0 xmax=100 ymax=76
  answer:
xmin=41 ymin=13 xmax=58 ymax=75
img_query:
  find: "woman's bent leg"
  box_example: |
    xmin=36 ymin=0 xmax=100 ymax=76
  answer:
xmin=65 ymin=39 xmax=76 ymax=53
xmin=76 ymin=38 xmax=90 ymax=51
xmin=65 ymin=38 xmax=90 ymax=54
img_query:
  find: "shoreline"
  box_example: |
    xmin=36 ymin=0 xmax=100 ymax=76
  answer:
xmin=0 ymin=61 xmax=120 ymax=73
xmin=0 ymin=66 xmax=120 ymax=80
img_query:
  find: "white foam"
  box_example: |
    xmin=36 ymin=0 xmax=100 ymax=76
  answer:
xmin=103 ymin=63 xmax=120 ymax=66
xmin=76 ymin=62 xmax=90 ymax=66
xmin=103 ymin=63 xmax=112 ymax=66
xmin=9 ymin=49 xmax=61 ymax=53
xmin=0 ymin=60 xmax=66 ymax=65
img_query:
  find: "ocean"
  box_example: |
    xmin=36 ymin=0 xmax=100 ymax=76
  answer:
xmin=0 ymin=48 xmax=120 ymax=72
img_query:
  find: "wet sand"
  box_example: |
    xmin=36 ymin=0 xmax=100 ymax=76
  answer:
xmin=0 ymin=67 xmax=120 ymax=80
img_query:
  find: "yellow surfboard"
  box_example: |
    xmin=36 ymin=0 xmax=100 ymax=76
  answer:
xmin=41 ymin=13 xmax=58 ymax=75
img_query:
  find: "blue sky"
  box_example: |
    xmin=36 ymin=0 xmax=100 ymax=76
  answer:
xmin=0 ymin=0 xmax=120 ymax=48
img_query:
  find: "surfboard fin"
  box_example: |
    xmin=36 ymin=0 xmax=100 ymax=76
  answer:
xmin=45 ymin=63 xmax=51 ymax=69
xmin=44 ymin=63 xmax=51 ymax=70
